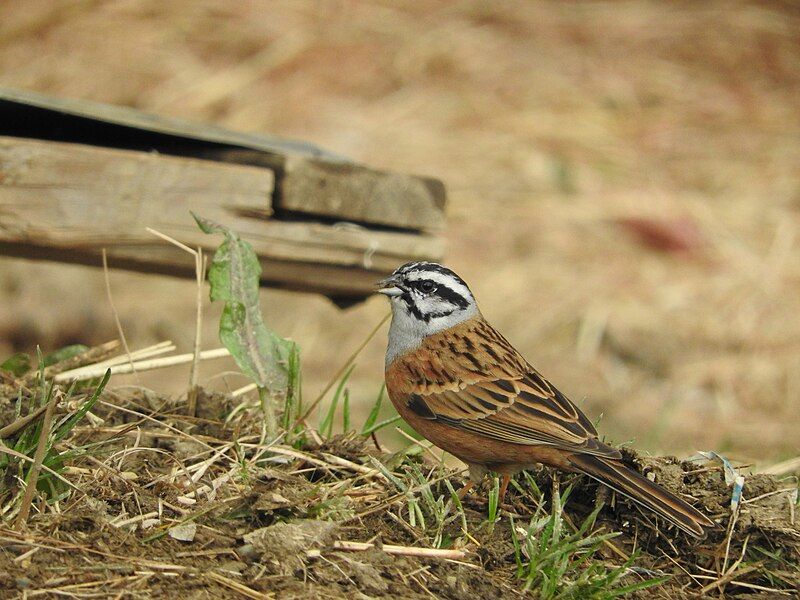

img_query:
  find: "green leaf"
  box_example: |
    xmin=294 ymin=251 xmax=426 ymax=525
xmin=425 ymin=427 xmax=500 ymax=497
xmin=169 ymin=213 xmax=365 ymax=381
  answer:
xmin=43 ymin=344 xmax=89 ymax=368
xmin=0 ymin=352 xmax=30 ymax=377
xmin=195 ymin=213 xmax=294 ymax=393
xmin=193 ymin=213 xmax=226 ymax=234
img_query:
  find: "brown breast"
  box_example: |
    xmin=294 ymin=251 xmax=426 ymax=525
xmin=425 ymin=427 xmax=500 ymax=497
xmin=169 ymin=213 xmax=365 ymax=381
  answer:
xmin=384 ymin=316 xmax=579 ymax=472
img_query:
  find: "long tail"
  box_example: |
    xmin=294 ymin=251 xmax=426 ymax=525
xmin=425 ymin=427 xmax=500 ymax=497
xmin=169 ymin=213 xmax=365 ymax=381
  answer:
xmin=568 ymin=453 xmax=714 ymax=537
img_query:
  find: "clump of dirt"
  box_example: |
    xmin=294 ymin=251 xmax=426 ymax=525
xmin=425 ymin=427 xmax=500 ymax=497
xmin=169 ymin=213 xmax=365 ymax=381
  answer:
xmin=576 ymin=453 xmax=797 ymax=589
xmin=1 ymin=383 xmax=797 ymax=599
xmin=244 ymin=519 xmax=340 ymax=575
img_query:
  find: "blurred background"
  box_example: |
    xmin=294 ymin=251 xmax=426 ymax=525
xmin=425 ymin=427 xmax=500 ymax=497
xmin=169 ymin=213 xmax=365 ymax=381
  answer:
xmin=1 ymin=1 xmax=798 ymax=465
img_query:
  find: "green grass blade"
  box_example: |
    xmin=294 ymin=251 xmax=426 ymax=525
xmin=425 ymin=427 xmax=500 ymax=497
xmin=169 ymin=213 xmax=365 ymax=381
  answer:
xmin=361 ymin=384 xmax=385 ymax=434
xmin=607 ymin=576 xmax=670 ymax=596
xmin=342 ymin=389 xmax=350 ymax=433
xmin=444 ymin=479 xmax=468 ymax=535
xmin=487 ymin=476 xmax=499 ymax=528
xmin=368 ymin=456 xmax=407 ymax=492
xmin=282 ymin=342 xmax=301 ymax=432
xmin=522 ymin=470 xmax=541 ymax=498
xmin=360 ymin=414 xmax=401 ymax=436
xmin=319 ymin=363 xmax=355 ymax=438
xmin=53 ymin=370 xmax=110 ymax=444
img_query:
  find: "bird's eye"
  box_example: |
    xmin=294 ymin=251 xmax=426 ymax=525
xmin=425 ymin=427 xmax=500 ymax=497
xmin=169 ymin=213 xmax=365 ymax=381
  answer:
xmin=419 ymin=281 xmax=436 ymax=293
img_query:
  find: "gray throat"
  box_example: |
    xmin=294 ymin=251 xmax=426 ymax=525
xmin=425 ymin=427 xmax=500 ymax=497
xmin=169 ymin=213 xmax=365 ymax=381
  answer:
xmin=384 ymin=300 xmax=478 ymax=368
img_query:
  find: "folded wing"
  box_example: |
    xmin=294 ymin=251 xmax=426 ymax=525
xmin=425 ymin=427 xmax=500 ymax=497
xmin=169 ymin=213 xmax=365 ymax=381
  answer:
xmin=392 ymin=317 xmax=621 ymax=459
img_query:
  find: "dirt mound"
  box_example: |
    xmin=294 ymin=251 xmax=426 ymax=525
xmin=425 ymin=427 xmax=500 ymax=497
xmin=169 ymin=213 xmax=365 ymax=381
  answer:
xmin=1 ymin=386 xmax=797 ymax=598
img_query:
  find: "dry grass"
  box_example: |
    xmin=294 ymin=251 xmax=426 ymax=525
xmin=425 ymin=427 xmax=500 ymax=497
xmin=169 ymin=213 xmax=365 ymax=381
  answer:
xmin=0 ymin=342 xmax=797 ymax=598
xmin=1 ymin=0 xmax=799 ymax=469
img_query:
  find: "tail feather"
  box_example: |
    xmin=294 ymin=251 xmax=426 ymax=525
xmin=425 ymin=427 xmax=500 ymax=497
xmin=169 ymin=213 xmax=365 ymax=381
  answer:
xmin=568 ymin=453 xmax=714 ymax=537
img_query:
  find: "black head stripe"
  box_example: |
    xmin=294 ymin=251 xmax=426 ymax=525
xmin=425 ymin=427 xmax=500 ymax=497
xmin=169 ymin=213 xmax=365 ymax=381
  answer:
xmin=427 ymin=265 xmax=469 ymax=290
xmin=405 ymin=278 xmax=468 ymax=311
xmin=408 ymin=278 xmax=436 ymax=293
xmin=433 ymin=283 xmax=470 ymax=309
xmin=394 ymin=262 xmax=470 ymax=293
xmin=394 ymin=262 xmax=421 ymax=275
xmin=394 ymin=262 xmax=473 ymax=323
xmin=401 ymin=291 xmax=429 ymax=322
xmin=428 ymin=310 xmax=454 ymax=319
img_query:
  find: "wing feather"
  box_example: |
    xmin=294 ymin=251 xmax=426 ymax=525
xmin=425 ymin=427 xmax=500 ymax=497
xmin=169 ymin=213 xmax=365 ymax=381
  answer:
xmin=396 ymin=317 xmax=620 ymax=459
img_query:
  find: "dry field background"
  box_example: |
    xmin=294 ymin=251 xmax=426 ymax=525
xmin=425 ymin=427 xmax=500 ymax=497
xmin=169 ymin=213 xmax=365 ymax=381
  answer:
xmin=1 ymin=0 xmax=799 ymax=465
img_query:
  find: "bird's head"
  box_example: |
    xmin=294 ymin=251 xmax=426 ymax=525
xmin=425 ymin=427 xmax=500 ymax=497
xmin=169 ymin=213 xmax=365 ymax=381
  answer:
xmin=377 ymin=262 xmax=479 ymax=362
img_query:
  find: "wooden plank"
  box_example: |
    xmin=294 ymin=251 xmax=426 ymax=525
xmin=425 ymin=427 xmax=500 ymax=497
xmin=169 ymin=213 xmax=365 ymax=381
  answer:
xmin=0 ymin=88 xmax=448 ymax=233
xmin=0 ymin=136 xmax=443 ymax=299
xmin=0 ymin=241 xmax=400 ymax=301
xmin=280 ymin=155 xmax=445 ymax=232
xmin=0 ymin=86 xmax=339 ymax=160
xmin=206 ymin=149 xmax=446 ymax=232
xmin=0 ymin=136 xmax=274 ymax=237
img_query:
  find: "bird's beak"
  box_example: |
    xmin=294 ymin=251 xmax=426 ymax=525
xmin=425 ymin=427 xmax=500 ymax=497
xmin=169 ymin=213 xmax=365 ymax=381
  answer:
xmin=375 ymin=274 xmax=404 ymax=297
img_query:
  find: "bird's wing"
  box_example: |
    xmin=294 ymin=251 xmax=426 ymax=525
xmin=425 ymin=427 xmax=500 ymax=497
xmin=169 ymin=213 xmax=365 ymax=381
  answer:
xmin=392 ymin=317 xmax=620 ymax=459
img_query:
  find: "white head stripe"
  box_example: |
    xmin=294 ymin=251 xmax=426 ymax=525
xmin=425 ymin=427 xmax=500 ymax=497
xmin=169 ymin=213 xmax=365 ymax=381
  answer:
xmin=404 ymin=270 xmax=472 ymax=300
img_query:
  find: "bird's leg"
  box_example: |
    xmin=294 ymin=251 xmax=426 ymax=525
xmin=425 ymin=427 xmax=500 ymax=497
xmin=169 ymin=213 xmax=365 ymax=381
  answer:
xmin=498 ymin=474 xmax=511 ymax=505
xmin=459 ymin=464 xmax=488 ymax=501
xmin=595 ymin=482 xmax=611 ymax=510
xmin=551 ymin=471 xmax=561 ymax=509
xmin=457 ymin=480 xmax=476 ymax=500
xmin=593 ymin=484 xmax=614 ymax=533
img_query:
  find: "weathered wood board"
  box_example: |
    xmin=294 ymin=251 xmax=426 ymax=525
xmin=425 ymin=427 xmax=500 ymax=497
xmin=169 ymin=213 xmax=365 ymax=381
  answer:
xmin=0 ymin=136 xmax=275 ymax=235
xmin=0 ymin=88 xmax=447 ymax=302
xmin=0 ymin=136 xmax=443 ymax=299
xmin=205 ymin=148 xmax=445 ymax=232
xmin=0 ymin=87 xmax=446 ymax=232
xmin=281 ymin=155 xmax=445 ymax=231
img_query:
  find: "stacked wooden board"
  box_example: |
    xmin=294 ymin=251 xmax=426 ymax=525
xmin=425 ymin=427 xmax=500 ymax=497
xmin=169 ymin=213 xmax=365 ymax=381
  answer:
xmin=0 ymin=88 xmax=445 ymax=303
